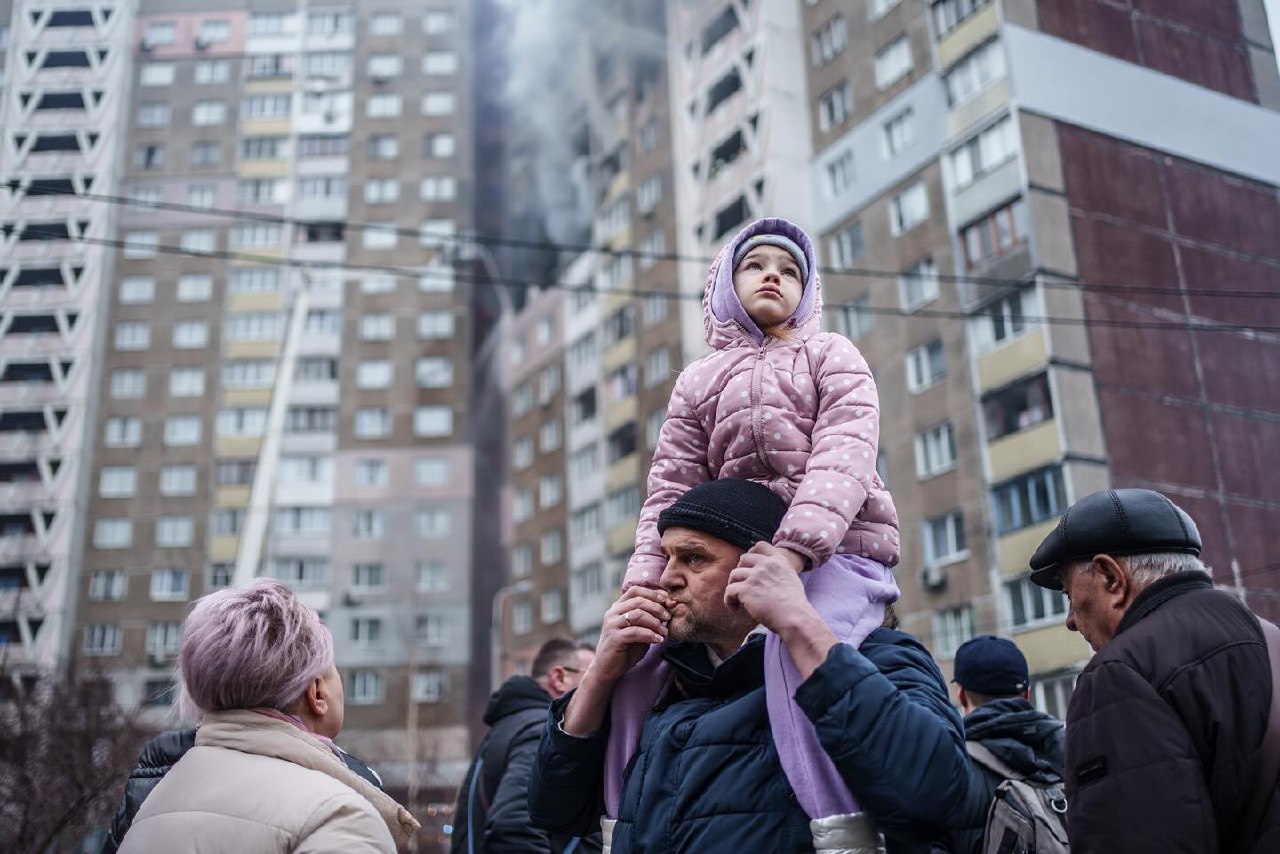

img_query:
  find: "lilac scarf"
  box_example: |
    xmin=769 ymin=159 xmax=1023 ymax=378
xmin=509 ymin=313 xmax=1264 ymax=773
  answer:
xmin=603 ymin=554 xmax=899 ymax=819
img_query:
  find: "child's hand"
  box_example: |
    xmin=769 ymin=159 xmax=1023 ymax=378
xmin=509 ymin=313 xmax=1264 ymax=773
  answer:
xmin=778 ymin=547 xmax=808 ymax=574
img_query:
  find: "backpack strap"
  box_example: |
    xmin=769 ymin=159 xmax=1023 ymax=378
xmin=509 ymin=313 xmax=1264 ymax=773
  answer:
xmin=966 ymin=740 xmax=1029 ymax=782
xmin=1240 ymin=616 xmax=1280 ymax=846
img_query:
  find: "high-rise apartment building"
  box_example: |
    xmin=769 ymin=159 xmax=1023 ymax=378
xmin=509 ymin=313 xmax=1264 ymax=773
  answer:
xmin=797 ymin=0 xmax=1280 ymax=711
xmin=0 ymin=1 xmax=136 ymax=681
xmin=33 ymin=0 xmax=485 ymax=829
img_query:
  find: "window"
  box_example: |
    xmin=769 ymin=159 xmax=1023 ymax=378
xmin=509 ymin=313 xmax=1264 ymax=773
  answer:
xmin=900 ymin=258 xmax=939 ymax=310
xmin=511 ymin=545 xmax=533 ymax=579
xmin=156 ymin=517 xmax=193 ymax=548
xmin=129 ymin=186 xmax=160 ymax=209
xmin=211 ymin=509 xmax=245 ymax=537
xmin=540 ymin=529 xmax=564 ymax=565
xmin=272 ymin=557 xmax=329 ymax=586
xmin=416 ymin=357 xmax=453 ymax=389
xmin=541 ymin=589 xmax=564 ymax=624
xmin=241 ymin=137 xmax=284 ymax=162
xmin=275 ymin=507 xmax=332 ymax=536
xmin=248 ymin=54 xmax=290 ymax=78
xmin=238 ymin=178 xmax=286 ymax=205
xmin=123 ymin=232 xmax=158 ymax=259
xmin=1034 ymin=672 xmax=1078 ymax=720
xmin=570 ymin=505 xmax=603 ymax=541
xmin=811 ymin=15 xmax=847 ymax=66
xmin=216 ymin=460 xmax=255 ymax=487
xmin=906 ymin=340 xmax=946 ymax=392
xmin=135 ymin=143 xmax=166 ymax=170
xmin=353 ymin=511 xmax=385 ymax=540
xmin=363 ymin=179 xmax=399 ymax=204
xmin=164 ymin=415 xmax=202 ymax=446
xmin=416 ymin=509 xmax=451 ymax=539
xmin=637 ymin=175 xmax=662 ymax=214
xmin=923 ymin=511 xmax=967 ymax=566
xmin=949 ymin=116 xmax=1017 ymax=190
xmin=539 ymin=473 xmax=563 ymax=509
xmin=818 ymin=81 xmax=853 ymax=132
xmin=140 ymin=62 xmax=175 ymax=86
xmin=99 ymin=467 xmax=136 ymax=498
xmin=416 ymin=560 xmax=448 ymax=592
xmin=414 ymin=406 xmax=453 ymax=438
xmin=349 ymin=671 xmax=384 ymax=705
xmin=160 ymin=465 xmax=197 ymax=496
xmin=1006 ymin=574 xmax=1067 ymax=630
xmin=356 ymin=360 xmax=393 ymax=390
xmin=871 ymin=0 xmax=902 ymax=19
xmin=180 ymin=229 xmax=216 ymax=253
xmin=424 ymin=10 xmax=455 ymax=34
xmin=295 ymin=359 xmax=337 ymax=383
xmin=94 ymin=519 xmax=132 ymax=549
xmin=89 ymin=570 xmax=126 ymax=602
xmin=190 ymin=141 xmax=220 ymax=166
xmin=511 ymin=601 xmax=534 ymax=636
xmin=421 ymin=92 xmax=455 ymax=116
xmin=359 ymin=314 xmax=394 ymax=342
xmin=983 ymin=373 xmax=1053 ymax=441
xmin=226 ymin=312 xmax=282 ymax=341
xmin=512 ymin=489 xmax=534 ymax=524
xmin=889 ymin=182 xmax=929 ymax=235
xmin=915 ymin=422 xmax=957 ymax=478
xmin=606 ymin=485 xmax=640 ymax=526
xmin=825 ymin=149 xmax=855 ymax=198
xmin=178 ymin=274 xmax=213 ymax=302
xmin=209 ymin=563 xmax=234 ymax=589
xmin=223 ymin=360 xmax=275 ymax=389
xmin=308 ymin=10 xmax=354 ymax=35
xmin=194 ymin=59 xmax=230 ymax=84
xmin=119 ymin=277 xmax=155 ymax=304
xmin=362 ymin=222 xmax=397 ymax=250
xmin=172 ymin=320 xmax=209 ymax=349
xmin=945 ymin=39 xmax=1006 ymax=106
xmin=249 ymin=11 xmax=291 ymax=35
xmin=828 ymin=221 xmax=864 ymax=268
xmin=874 ymin=36 xmax=913 ymax=89
xmin=961 ymin=198 xmax=1031 ymax=268
xmin=354 ymin=408 xmax=391 ymax=439
xmin=192 ymin=100 xmax=226 ymax=126
xmin=413 ymin=671 xmax=447 ymax=703
xmin=416 ymin=614 xmax=448 ymax=645
xmin=366 ymin=94 xmax=401 ymax=118
xmin=993 ymin=466 xmax=1065 ymax=535
xmin=83 ymin=624 xmax=121 ymax=656
xmin=243 ymin=94 xmax=291 ymax=119
xmin=830 ymin=294 xmax=874 ymax=342
xmin=368 ymin=54 xmax=402 ymax=80
xmin=297 ymin=135 xmax=348 ymax=157
xmin=297 ymin=175 xmax=347 ymax=200
xmin=217 ymin=407 xmax=267 ymax=439
xmin=371 ymin=12 xmax=403 ymax=35
xmin=539 ymin=419 xmax=562 ymax=453
xmin=975 ymin=287 xmax=1041 ymax=352
xmin=570 ymin=444 xmax=600 ymax=482
xmin=138 ymin=102 xmax=171 ymax=128
xmin=644 ymin=348 xmax=671 ymax=389
xmin=104 ymin=418 xmax=142 ymax=448
xmin=933 ymin=605 xmax=974 ymax=658
xmin=110 ymin=368 xmax=146 ymax=399
xmin=230 ymin=223 xmax=283 ymax=248
xmin=422 ymin=51 xmax=458 ymax=75
xmin=355 ymin=459 xmax=387 ymax=488
xmin=573 ymin=562 xmax=605 ymax=600
xmin=424 ymin=132 xmax=456 ymax=158
xmin=303 ymin=51 xmax=351 ymax=79
xmin=538 ymin=365 xmax=562 ymax=404
xmin=419 ymin=219 xmax=455 ymax=249
xmin=639 ymin=230 xmax=666 ymax=269
xmin=420 ymin=176 xmax=456 ymax=201
xmin=570 ymin=387 xmax=596 ymax=425
xmin=169 ymin=367 xmax=205 ymax=397
xmin=415 ymin=457 xmax=449 ymax=486
xmin=933 ymin=0 xmax=993 ymax=39
xmin=417 ymin=311 xmax=454 ymax=339
xmin=882 ymin=109 xmax=915 ymax=158
xmin=198 ymin=19 xmax=230 ymax=43
xmin=150 ymin=568 xmax=188 ymax=601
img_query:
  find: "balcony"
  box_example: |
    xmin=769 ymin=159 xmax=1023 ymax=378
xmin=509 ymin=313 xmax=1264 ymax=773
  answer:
xmin=937 ymin=2 xmax=999 ymax=69
xmin=997 ymin=517 xmax=1058 ymax=577
xmin=1009 ymin=623 xmax=1091 ymax=671
xmin=976 ymin=327 xmax=1047 ymax=392
xmin=987 ymin=420 xmax=1061 ymax=483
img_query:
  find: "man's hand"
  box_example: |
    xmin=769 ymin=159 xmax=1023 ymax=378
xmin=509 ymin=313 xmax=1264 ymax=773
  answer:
xmin=725 ymin=542 xmax=838 ymax=680
xmin=561 ymin=588 xmax=671 ymax=736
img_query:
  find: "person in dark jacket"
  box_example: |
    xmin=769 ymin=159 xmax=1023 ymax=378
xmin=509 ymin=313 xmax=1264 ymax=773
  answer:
xmin=100 ymin=727 xmax=386 ymax=853
xmin=453 ymin=637 xmax=597 ymax=854
xmin=530 ymin=480 xmax=981 ymax=853
xmin=1029 ymin=488 xmax=1280 ymax=854
xmin=932 ymin=636 xmax=1065 ymax=854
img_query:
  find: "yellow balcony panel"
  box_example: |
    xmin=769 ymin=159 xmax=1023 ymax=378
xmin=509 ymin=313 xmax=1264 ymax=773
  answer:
xmin=227 ymin=292 xmax=283 ymax=313
xmin=977 ymin=328 xmax=1048 ymax=392
xmin=209 ymin=536 xmax=240 ymax=562
xmin=238 ymin=159 xmax=290 ymax=179
xmin=988 ymin=420 xmax=1062 ymax=483
xmin=998 ymin=518 xmax=1060 ymax=576
xmin=603 ymin=290 xmax=633 ymax=313
xmin=240 ymin=118 xmax=292 ymax=136
xmin=223 ymin=388 xmax=273 ymax=408
xmin=603 ymin=340 xmax=636 ymax=373
xmin=244 ymin=78 xmax=295 ymax=94
xmin=216 ymin=436 xmax=264 ymax=458
xmin=224 ymin=340 xmax=280 ymax=360
xmin=607 ymin=453 xmax=640 ymax=491
xmin=604 ymin=396 xmax=638 ymax=431
xmin=609 ymin=519 xmax=639 ymax=555
xmin=1014 ymin=623 xmax=1093 ymax=674
xmin=937 ymin=3 xmax=1000 ymax=69
xmin=946 ymin=78 xmax=1012 ymax=138
xmin=216 ymin=486 xmax=252 ymax=507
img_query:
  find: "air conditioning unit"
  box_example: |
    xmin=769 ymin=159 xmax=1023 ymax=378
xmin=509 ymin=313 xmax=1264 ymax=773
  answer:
xmin=919 ymin=564 xmax=947 ymax=592
xmin=139 ymin=39 xmax=154 ymax=53
xmin=194 ymin=36 xmax=209 ymax=51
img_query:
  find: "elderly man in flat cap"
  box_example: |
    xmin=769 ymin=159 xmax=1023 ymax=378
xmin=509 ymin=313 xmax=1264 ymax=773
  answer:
xmin=1028 ymin=488 xmax=1280 ymax=854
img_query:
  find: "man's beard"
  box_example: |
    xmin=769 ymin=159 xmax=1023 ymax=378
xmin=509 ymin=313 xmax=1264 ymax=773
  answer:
xmin=666 ymin=599 xmax=754 ymax=648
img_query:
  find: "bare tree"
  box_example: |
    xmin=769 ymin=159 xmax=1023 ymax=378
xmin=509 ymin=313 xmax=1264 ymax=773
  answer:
xmin=0 ymin=669 xmax=147 ymax=853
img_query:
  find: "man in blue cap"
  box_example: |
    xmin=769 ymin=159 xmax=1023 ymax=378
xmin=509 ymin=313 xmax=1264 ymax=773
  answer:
xmin=930 ymin=636 xmax=1065 ymax=854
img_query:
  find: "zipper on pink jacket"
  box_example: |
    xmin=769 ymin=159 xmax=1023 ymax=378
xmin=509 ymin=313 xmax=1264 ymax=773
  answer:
xmin=739 ymin=324 xmax=774 ymax=472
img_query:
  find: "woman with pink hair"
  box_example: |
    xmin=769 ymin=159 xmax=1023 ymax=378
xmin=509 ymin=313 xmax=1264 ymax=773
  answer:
xmin=118 ymin=579 xmax=418 ymax=853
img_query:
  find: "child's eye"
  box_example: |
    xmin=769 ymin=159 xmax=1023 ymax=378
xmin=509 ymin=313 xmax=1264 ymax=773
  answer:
xmin=783 ymin=268 xmax=798 ymax=278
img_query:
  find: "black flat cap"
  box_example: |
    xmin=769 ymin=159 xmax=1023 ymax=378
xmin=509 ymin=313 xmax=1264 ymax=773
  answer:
xmin=1029 ymin=488 xmax=1201 ymax=590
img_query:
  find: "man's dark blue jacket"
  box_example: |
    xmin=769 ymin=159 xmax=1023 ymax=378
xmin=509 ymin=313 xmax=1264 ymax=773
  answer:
xmin=528 ymin=628 xmax=983 ymax=853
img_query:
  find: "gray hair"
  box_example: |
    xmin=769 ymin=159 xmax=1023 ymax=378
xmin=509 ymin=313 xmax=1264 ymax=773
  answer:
xmin=1064 ymin=552 xmax=1208 ymax=590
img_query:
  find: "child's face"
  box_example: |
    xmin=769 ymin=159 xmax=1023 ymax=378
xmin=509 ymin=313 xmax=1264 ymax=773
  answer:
xmin=733 ymin=245 xmax=804 ymax=331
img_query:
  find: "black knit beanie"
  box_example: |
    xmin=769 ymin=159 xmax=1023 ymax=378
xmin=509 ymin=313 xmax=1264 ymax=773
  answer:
xmin=656 ymin=480 xmax=787 ymax=551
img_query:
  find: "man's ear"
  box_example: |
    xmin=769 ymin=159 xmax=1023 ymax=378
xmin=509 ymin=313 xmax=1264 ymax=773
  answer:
xmin=957 ymin=685 xmax=970 ymax=711
xmin=1092 ymin=554 xmax=1131 ymax=603
xmin=303 ymin=675 xmax=327 ymax=718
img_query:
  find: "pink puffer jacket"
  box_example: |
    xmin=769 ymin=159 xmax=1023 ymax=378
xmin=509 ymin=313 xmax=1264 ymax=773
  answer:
xmin=625 ymin=217 xmax=900 ymax=588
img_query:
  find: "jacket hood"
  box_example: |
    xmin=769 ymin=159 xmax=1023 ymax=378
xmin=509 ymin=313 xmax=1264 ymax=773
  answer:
xmin=704 ymin=217 xmax=824 ymax=350
xmin=963 ymin=698 xmax=1066 ymax=784
xmin=483 ymin=675 xmax=551 ymax=726
xmin=137 ymin=728 xmax=197 ymax=773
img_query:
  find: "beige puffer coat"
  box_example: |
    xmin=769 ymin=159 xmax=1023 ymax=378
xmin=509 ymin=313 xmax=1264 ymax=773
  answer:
xmin=118 ymin=710 xmax=419 ymax=853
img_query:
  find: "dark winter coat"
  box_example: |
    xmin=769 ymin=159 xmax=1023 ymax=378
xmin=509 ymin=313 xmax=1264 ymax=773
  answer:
xmin=101 ymin=727 xmax=385 ymax=854
xmin=1066 ymin=571 xmax=1280 ymax=854
xmin=453 ymin=676 xmax=600 ymax=854
xmin=931 ymin=698 xmax=1066 ymax=854
xmin=529 ymin=629 xmax=980 ymax=854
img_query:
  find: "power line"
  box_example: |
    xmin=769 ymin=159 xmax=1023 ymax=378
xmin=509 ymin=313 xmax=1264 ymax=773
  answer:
xmin=11 ymin=225 xmax=1280 ymax=336
xmin=10 ymin=183 xmax=1280 ymax=303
